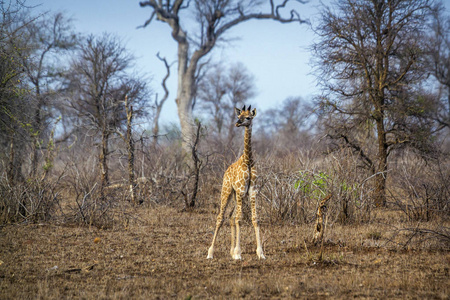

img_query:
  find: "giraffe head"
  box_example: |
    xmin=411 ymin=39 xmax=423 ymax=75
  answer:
xmin=234 ymin=105 xmax=256 ymax=127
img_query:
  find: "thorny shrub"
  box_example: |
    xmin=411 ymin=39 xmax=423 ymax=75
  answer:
xmin=389 ymin=151 xmax=450 ymax=221
xmin=62 ymin=156 xmax=137 ymax=229
xmin=0 ymin=173 xmax=63 ymax=224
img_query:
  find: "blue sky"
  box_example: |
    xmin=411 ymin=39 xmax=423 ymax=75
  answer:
xmin=28 ymin=1 xmax=324 ymax=125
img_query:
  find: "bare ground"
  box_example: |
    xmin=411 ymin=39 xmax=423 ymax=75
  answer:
xmin=0 ymin=206 xmax=448 ymax=299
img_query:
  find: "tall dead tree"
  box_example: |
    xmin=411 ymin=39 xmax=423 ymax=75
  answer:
xmin=139 ymin=0 xmax=307 ymax=157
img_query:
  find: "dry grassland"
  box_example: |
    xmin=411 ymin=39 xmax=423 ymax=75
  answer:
xmin=0 ymin=206 xmax=448 ymax=299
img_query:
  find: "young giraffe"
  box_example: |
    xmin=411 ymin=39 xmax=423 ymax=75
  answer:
xmin=207 ymin=105 xmax=265 ymax=260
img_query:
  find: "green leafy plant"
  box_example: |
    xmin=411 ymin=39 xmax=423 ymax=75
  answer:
xmin=294 ymin=171 xmax=329 ymax=200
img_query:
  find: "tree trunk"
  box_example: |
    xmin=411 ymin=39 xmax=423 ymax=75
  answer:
xmin=176 ymin=42 xmax=198 ymax=159
xmin=126 ymin=99 xmax=137 ymax=205
xmin=187 ymin=121 xmax=202 ymax=209
xmin=100 ymin=129 xmax=110 ymax=190
xmin=374 ymin=115 xmax=388 ymax=207
xmin=176 ymin=91 xmax=195 ymax=156
xmin=30 ymin=94 xmax=42 ymax=178
xmin=152 ymin=106 xmax=161 ymax=145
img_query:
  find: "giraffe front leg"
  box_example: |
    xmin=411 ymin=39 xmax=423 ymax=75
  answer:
xmin=233 ymin=193 xmax=243 ymax=260
xmin=207 ymin=190 xmax=232 ymax=259
xmin=250 ymin=186 xmax=265 ymax=259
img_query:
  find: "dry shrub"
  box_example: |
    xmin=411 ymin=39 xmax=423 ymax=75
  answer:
xmin=389 ymin=151 xmax=450 ymax=221
xmin=59 ymin=154 xmax=136 ymax=229
xmin=257 ymin=153 xmax=306 ymax=224
xmin=384 ymin=223 xmax=450 ymax=250
xmin=141 ymin=142 xmax=188 ymax=206
xmin=0 ymin=173 xmax=63 ymax=224
xmin=64 ymin=184 xmax=136 ymax=229
xmin=259 ymin=169 xmax=304 ymax=223
xmin=320 ymin=149 xmax=374 ymax=224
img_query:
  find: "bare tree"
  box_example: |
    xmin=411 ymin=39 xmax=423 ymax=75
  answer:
xmin=10 ymin=11 xmax=77 ymax=178
xmin=312 ymin=0 xmax=435 ymax=207
xmin=0 ymin=1 xmax=29 ymax=183
xmin=65 ymin=33 xmax=150 ymax=192
xmin=139 ymin=0 xmax=307 ymax=157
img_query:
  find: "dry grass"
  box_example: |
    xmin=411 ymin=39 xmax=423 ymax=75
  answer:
xmin=1 ymin=206 xmax=448 ymax=299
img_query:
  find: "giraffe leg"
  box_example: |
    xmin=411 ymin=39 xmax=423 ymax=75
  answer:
xmin=207 ymin=187 xmax=232 ymax=259
xmin=229 ymin=205 xmax=236 ymax=258
xmin=250 ymin=185 xmax=265 ymax=259
xmin=233 ymin=192 xmax=243 ymax=260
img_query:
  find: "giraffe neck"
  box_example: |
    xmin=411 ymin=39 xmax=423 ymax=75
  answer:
xmin=243 ymin=125 xmax=253 ymax=167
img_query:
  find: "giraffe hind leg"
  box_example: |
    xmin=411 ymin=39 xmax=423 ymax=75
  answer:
xmin=207 ymin=189 xmax=232 ymax=259
xmin=250 ymin=185 xmax=265 ymax=259
xmin=229 ymin=202 xmax=236 ymax=258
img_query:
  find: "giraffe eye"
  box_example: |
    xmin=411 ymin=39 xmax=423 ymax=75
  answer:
xmin=246 ymin=117 xmax=251 ymax=120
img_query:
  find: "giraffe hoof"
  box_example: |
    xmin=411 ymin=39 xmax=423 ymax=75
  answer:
xmin=257 ymin=248 xmax=265 ymax=259
xmin=207 ymin=248 xmax=214 ymax=259
xmin=233 ymin=248 xmax=242 ymax=260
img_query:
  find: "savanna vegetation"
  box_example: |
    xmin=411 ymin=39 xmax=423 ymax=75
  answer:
xmin=1 ymin=0 xmax=449 ymax=299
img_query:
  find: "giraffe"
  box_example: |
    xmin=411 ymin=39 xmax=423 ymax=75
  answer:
xmin=207 ymin=105 xmax=265 ymax=260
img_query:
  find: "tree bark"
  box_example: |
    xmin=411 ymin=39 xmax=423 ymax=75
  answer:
xmin=374 ymin=116 xmax=388 ymax=207
xmin=176 ymin=43 xmax=201 ymax=157
xmin=125 ymin=97 xmax=137 ymax=205
xmin=30 ymin=92 xmax=42 ymax=179
xmin=100 ymin=129 xmax=110 ymax=191
xmin=187 ymin=121 xmax=202 ymax=208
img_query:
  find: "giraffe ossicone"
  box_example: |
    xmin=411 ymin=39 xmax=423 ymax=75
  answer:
xmin=207 ymin=105 xmax=265 ymax=260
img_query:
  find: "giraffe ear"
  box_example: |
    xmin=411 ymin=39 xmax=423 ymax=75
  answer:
xmin=251 ymin=108 xmax=257 ymax=117
xmin=235 ymin=107 xmax=241 ymax=116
